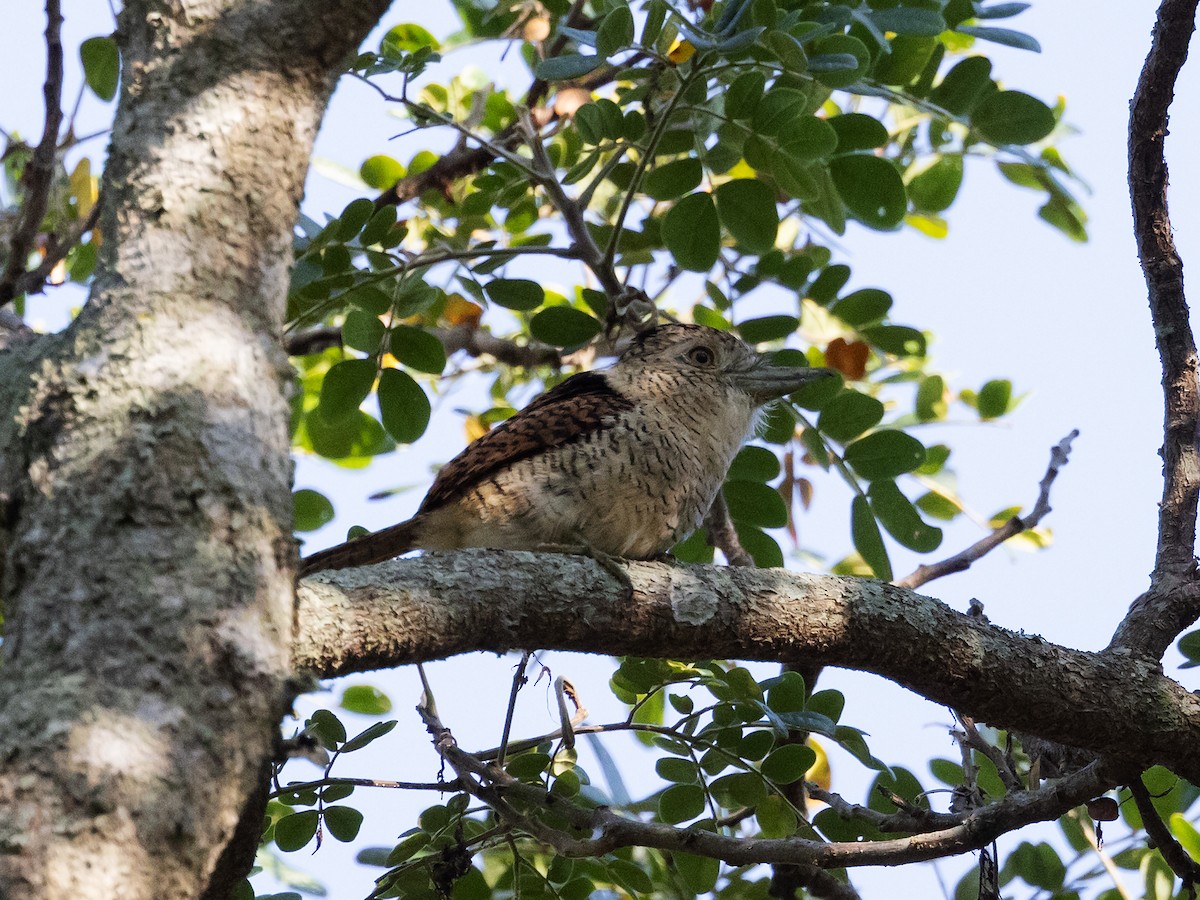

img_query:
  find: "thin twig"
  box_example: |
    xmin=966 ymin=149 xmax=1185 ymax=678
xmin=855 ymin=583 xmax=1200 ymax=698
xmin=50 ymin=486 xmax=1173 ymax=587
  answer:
xmin=0 ymin=0 xmax=65 ymax=307
xmin=704 ymin=490 xmax=754 ymax=566
xmin=267 ymin=776 xmax=457 ymax=799
xmin=894 ymin=429 xmax=1079 ymax=591
xmin=1110 ymin=0 xmax=1200 ymax=658
xmin=953 ymin=717 xmax=1023 ymax=794
xmin=1130 ymin=775 xmax=1200 ymax=888
xmin=3 ymin=197 xmax=102 ymax=304
xmin=518 ymin=110 xmax=628 ymax=308
xmin=1079 ymin=813 xmax=1135 ymax=900
xmin=495 ymin=651 xmax=531 ymax=770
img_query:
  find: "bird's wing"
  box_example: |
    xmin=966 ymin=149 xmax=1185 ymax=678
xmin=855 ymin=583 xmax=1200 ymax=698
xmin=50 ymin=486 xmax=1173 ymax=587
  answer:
xmin=418 ymin=370 xmax=633 ymax=514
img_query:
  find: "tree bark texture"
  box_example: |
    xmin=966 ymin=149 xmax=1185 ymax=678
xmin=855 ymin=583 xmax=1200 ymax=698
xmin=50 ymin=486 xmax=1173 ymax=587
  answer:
xmin=297 ymin=551 xmax=1200 ymax=783
xmin=0 ymin=1 xmax=389 ymax=897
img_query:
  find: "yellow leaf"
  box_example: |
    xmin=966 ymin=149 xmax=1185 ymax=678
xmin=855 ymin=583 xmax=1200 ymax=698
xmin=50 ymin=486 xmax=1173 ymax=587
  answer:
xmin=668 ymin=39 xmax=696 ymax=64
xmin=806 ymin=738 xmax=831 ymax=792
xmin=464 ymin=415 xmax=488 ymax=443
xmin=69 ymin=158 xmax=98 ymax=218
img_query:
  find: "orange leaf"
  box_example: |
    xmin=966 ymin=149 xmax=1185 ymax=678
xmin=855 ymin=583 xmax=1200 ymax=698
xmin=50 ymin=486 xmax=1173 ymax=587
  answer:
xmin=443 ymin=293 xmax=483 ymax=328
xmin=825 ymin=337 xmax=869 ymax=380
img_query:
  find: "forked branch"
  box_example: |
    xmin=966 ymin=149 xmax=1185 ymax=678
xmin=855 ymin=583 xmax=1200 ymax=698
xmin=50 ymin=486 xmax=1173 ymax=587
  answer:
xmin=894 ymin=430 xmax=1078 ymax=591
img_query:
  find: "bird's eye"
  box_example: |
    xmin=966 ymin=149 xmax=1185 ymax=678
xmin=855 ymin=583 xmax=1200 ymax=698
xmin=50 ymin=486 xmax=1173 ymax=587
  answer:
xmin=687 ymin=346 xmax=715 ymax=367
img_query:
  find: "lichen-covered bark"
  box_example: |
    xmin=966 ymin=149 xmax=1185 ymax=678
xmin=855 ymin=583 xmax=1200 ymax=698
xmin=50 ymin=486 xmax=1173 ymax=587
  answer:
xmin=0 ymin=1 xmax=389 ymax=897
xmin=296 ymin=551 xmax=1200 ymax=784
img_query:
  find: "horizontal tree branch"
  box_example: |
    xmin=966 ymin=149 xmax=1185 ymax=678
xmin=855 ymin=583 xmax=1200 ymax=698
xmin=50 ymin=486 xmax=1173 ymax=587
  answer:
xmin=295 ymin=551 xmax=1200 ymax=783
xmin=420 ymin=692 xmax=1113 ymax=870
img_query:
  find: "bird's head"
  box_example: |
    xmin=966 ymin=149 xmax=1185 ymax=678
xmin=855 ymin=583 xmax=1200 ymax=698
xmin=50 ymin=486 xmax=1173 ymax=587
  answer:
xmin=617 ymin=323 xmax=834 ymax=405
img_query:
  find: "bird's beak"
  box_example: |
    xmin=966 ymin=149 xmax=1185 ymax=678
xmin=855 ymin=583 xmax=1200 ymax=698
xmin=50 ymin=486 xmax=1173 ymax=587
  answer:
xmin=729 ymin=359 xmax=836 ymax=404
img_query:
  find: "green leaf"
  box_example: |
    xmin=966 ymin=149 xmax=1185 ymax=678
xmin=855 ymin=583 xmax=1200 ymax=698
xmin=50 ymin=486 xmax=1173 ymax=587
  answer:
xmin=916 ymin=491 xmax=961 ymax=520
xmin=830 ymin=155 xmax=907 ymax=230
xmin=305 ymin=410 xmax=394 ymax=462
xmin=341 ymin=720 xmax=398 ymax=753
xmin=790 ymin=370 xmax=843 ymax=410
xmin=596 ymin=5 xmax=635 ymax=57
xmin=724 ymin=480 xmax=788 ymax=528
xmin=1178 ymin=630 xmax=1200 ymax=668
xmin=736 ymin=314 xmax=798 ymax=344
xmin=807 ymin=689 xmax=845 ymax=723
xmin=779 ymin=116 xmax=840 ymax=161
xmin=852 ymin=494 xmax=892 ymax=580
xmin=808 ymin=34 xmax=870 ymax=88
xmin=323 ymin=806 xmax=364 ymax=842
xmin=868 ymin=480 xmax=943 ymax=552
xmin=335 ymin=198 xmax=374 ymax=241
xmin=275 ymin=811 xmax=320 ymax=852
xmin=765 ymin=670 xmax=806 ymax=713
xmin=342 ymin=310 xmax=386 ymax=354
xmin=389 ymin=326 xmax=446 ymax=375
xmin=675 ymin=850 xmax=721 ymax=894
xmin=536 ymin=53 xmax=604 ymax=81
xmin=735 ymin=524 xmax=784 ymax=567
xmin=728 ymin=446 xmax=781 ymax=482
xmin=868 ymin=7 xmax=945 ymax=35
xmin=715 ymin=179 xmax=779 ymax=253
xmin=658 ymin=784 xmax=706 ymax=823
xmin=321 ymin=783 xmax=355 ymax=803
xmin=862 ymin=324 xmax=926 ymax=356
xmin=341 ymin=684 xmax=393 ymax=715
xmin=761 ymin=743 xmax=817 ymax=784
xmin=831 ymin=288 xmax=892 ymax=327
xmin=977 ymin=2 xmax=1032 ymax=18
xmin=908 ymin=155 xmax=964 ymax=213
xmin=1170 ymin=813 xmax=1200 ymax=859
xmin=930 ymin=56 xmax=994 ymax=115
xmin=381 ymin=23 xmax=440 ymax=55
xmin=529 ymin=307 xmax=602 ymax=347
xmin=829 ymin=113 xmax=889 ymax=153
xmin=378 ymin=368 xmax=430 ymax=444
xmin=656 ymin=757 xmax=700 ymax=784
xmin=293 ymin=489 xmax=334 ymax=532
xmin=360 ymin=155 xmax=405 ymax=190
xmin=757 ymin=794 xmax=798 ymax=838
xmin=486 ymin=278 xmax=544 ymax=311
xmin=80 ymin=36 xmax=119 ymax=101
xmin=972 ymin=91 xmax=1055 ymax=145
xmin=607 ymin=860 xmax=652 ymax=895
xmin=752 ymin=88 xmax=808 ymax=137
xmin=845 ymin=430 xmax=928 ymax=481
xmin=360 ymin=205 xmax=398 ymax=246
xmin=977 ymin=379 xmax=1013 ymax=419
xmin=711 ymin=772 xmax=767 ymax=808
xmin=506 ymin=751 xmax=551 ymax=781
xmin=318 ymin=359 xmax=375 ymax=421
xmin=817 ymin=391 xmax=884 ymax=443
xmin=766 ymin=30 xmax=809 ymax=73
xmin=662 ymin=192 xmax=720 ymax=271
xmin=956 ymin=24 xmax=1042 ymax=52
xmin=307 ymin=708 xmax=346 ymax=748
xmin=725 ymin=70 xmax=766 ymax=119
xmin=644 ymin=158 xmax=703 ymax=201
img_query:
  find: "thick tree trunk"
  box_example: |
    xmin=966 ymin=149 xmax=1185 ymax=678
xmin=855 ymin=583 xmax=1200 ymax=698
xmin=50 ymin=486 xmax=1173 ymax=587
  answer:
xmin=0 ymin=2 xmax=388 ymax=897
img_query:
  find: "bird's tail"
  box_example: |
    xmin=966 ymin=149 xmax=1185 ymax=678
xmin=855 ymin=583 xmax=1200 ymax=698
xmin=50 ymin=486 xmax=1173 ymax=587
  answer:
xmin=298 ymin=517 xmax=422 ymax=576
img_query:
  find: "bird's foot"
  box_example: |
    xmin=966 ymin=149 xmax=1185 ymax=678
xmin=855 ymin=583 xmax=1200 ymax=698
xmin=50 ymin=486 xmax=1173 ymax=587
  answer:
xmin=538 ymin=542 xmax=635 ymax=601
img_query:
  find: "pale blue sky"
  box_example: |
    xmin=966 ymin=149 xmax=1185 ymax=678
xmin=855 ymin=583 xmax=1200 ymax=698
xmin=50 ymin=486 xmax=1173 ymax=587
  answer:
xmin=4 ymin=2 xmax=1199 ymax=897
